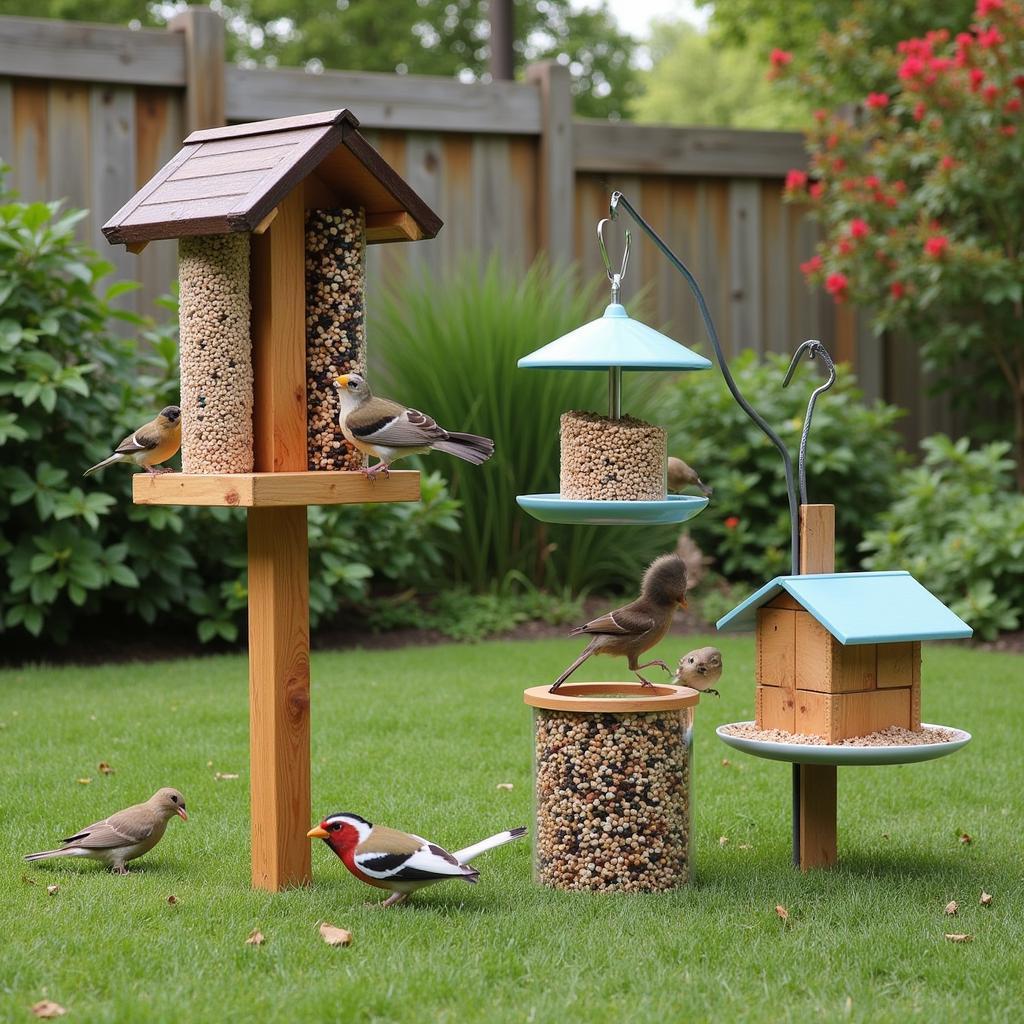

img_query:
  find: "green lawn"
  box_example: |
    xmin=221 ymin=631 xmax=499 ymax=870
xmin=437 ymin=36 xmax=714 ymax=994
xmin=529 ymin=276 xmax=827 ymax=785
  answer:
xmin=0 ymin=636 xmax=1021 ymax=1023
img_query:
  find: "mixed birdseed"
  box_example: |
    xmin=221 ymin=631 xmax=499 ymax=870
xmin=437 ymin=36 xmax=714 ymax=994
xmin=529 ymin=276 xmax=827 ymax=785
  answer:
xmin=534 ymin=709 xmax=691 ymax=892
xmin=305 ymin=207 xmax=366 ymax=472
xmin=721 ymin=723 xmax=960 ymax=746
xmin=559 ymin=410 xmax=667 ymax=501
xmin=178 ymin=234 xmax=253 ymax=474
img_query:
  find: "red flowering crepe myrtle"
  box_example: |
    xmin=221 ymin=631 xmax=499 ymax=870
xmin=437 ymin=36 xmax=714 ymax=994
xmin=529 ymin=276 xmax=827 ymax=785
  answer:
xmin=777 ymin=0 xmax=1024 ymax=486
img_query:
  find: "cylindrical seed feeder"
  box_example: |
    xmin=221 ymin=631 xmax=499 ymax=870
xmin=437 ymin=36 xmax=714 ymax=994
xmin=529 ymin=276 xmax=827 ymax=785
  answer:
xmin=525 ymin=683 xmax=699 ymax=892
xmin=178 ymin=234 xmax=254 ymax=474
xmin=516 ymin=223 xmax=713 ymax=526
xmin=305 ymin=207 xmax=367 ymax=472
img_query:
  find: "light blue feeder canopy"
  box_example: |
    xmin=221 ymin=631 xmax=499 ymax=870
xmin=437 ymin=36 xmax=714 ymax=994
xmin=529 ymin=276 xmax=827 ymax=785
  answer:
xmin=518 ymin=303 xmax=712 ymax=371
xmin=715 ymin=571 xmax=973 ymax=645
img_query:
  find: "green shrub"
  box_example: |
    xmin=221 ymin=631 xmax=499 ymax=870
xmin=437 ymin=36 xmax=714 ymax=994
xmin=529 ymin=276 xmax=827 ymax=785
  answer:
xmin=644 ymin=351 xmax=906 ymax=583
xmin=861 ymin=435 xmax=1024 ymax=641
xmin=0 ymin=172 xmax=463 ymax=648
xmin=372 ymin=257 xmax=679 ymax=592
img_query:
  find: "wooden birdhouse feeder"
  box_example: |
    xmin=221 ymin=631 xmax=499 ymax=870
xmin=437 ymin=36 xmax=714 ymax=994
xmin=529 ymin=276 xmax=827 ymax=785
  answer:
xmin=717 ymin=504 xmax=973 ymax=869
xmin=102 ymin=108 xmax=442 ymax=891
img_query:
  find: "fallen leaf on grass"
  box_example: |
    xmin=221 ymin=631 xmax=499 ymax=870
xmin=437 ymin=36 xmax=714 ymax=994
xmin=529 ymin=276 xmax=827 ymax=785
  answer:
xmin=721 ymin=758 xmax=731 ymax=767
xmin=958 ymin=832 xmax=972 ymax=845
xmin=76 ymin=778 xmax=91 ymax=785
xmin=944 ymin=901 xmax=959 ymax=916
xmin=881 ymin=833 xmax=890 ymax=841
xmin=944 ymin=933 xmax=972 ymax=943
xmin=738 ymin=843 xmax=753 ymax=850
xmin=166 ymin=894 xmax=179 ymax=905
xmin=31 ymin=1001 xmax=66 ymax=1019
xmin=98 ymin=762 xmax=114 ymax=775
xmin=319 ymin=923 xmax=352 ymax=947
xmin=245 ymin=929 xmax=265 ymax=946
xmin=214 ymin=772 xmax=239 ymax=781
xmin=980 ymin=891 xmax=993 ymax=906
xmin=496 ymin=783 xmax=514 ymax=791
xmin=46 ymin=885 xmax=59 ymax=897
xmin=21 ymin=874 xmax=37 ymax=886
xmin=775 ymin=904 xmax=790 ymax=922
xmin=718 ymin=836 xmax=729 ymax=847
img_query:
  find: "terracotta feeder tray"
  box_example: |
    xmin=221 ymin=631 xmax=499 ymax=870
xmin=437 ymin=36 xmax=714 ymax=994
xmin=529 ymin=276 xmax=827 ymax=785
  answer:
xmin=716 ymin=721 xmax=971 ymax=767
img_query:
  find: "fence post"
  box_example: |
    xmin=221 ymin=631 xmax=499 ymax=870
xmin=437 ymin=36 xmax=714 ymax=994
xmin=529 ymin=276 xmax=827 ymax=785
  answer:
xmin=526 ymin=61 xmax=574 ymax=266
xmin=169 ymin=5 xmax=226 ymax=132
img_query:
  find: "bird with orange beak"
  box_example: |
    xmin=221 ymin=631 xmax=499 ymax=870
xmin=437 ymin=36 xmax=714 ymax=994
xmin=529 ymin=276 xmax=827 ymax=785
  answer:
xmin=308 ymin=812 xmax=526 ymax=908
xmin=550 ymin=553 xmax=689 ymax=691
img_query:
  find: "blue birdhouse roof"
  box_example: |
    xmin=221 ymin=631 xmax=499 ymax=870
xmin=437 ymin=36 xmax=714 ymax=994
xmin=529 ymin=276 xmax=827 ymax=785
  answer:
xmin=518 ymin=303 xmax=712 ymax=371
xmin=715 ymin=571 xmax=973 ymax=645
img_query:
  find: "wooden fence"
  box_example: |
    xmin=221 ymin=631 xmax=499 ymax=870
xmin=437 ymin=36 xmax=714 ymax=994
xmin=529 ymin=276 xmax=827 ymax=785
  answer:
xmin=0 ymin=9 xmax=957 ymax=444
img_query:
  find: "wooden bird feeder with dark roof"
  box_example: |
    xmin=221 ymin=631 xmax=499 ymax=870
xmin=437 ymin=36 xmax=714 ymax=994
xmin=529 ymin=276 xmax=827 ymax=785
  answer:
xmin=103 ymin=108 xmax=442 ymax=892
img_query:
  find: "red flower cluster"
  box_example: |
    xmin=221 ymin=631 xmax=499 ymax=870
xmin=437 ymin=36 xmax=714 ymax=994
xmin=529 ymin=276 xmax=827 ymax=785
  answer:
xmin=865 ymin=92 xmax=890 ymax=109
xmin=800 ymin=254 xmax=823 ymax=276
xmin=848 ymin=218 xmax=870 ymax=239
xmin=976 ymin=0 xmax=1004 ymax=15
xmin=784 ymin=169 xmax=808 ymax=192
xmin=890 ymin=281 xmax=907 ymax=300
xmin=724 ymin=516 xmax=740 ymax=529
xmin=769 ymin=48 xmax=792 ymax=69
xmin=925 ymin=235 xmax=950 ymax=258
xmin=825 ymin=272 xmax=849 ymax=301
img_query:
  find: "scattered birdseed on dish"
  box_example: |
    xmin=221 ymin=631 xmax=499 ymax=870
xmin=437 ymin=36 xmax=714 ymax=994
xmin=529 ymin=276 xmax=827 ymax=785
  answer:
xmin=721 ymin=723 xmax=962 ymax=746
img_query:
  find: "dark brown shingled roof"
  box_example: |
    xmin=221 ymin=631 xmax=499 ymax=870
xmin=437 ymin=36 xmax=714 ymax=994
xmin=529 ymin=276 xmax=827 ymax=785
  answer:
xmin=102 ymin=108 xmax=442 ymax=246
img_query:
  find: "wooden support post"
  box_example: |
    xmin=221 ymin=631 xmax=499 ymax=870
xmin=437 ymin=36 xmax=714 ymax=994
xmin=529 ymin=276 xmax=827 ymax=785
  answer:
xmin=169 ymin=6 xmax=226 ymax=134
xmin=248 ymin=182 xmax=311 ymax=890
xmin=795 ymin=503 xmax=837 ymax=871
xmin=525 ymin=61 xmax=573 ymax=267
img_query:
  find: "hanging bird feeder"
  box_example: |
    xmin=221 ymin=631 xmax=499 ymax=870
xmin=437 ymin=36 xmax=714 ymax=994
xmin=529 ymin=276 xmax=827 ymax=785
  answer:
xmin=516 ymin=220 xmax=712 ymax=526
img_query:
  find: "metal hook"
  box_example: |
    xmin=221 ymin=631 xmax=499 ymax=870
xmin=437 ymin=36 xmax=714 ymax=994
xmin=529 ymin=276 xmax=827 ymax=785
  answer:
xmin=782 ymin=339 xmax=837 ymax=506
xmin=597 ymin=217 xmax=631 ymax=304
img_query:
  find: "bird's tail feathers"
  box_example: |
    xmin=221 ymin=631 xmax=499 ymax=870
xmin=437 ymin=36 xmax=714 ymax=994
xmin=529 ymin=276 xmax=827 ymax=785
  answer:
xmin=24 ymin=848 xmax=70 ymax=862
xmin=433 ymin=432 xmax=495 ymax=465
xmin=83 ymin=453 xmax=123 ymax=477
xmin=454 ymin=826 xmax=527 ymax=865
xmin=461 ymin=868 xmax=481 ymax=884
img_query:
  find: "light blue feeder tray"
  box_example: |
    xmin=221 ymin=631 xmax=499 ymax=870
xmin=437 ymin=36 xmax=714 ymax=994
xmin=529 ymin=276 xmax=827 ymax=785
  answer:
xmin=716 ymin=722 xmax=971 ymax=767
xmin=516 ymin=493 xmax=708 ymax=526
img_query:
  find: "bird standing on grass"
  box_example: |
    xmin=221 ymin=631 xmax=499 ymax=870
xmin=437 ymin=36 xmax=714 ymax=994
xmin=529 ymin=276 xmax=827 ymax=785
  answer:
xmin=667 ymin=456 xmax=712 ymax=497
xmin=674 ymin=646 xmax=724 ymax=697
xmin=83 ymin=406 xmax=182 ymax=477
xmin=24 ymin=787 xmax=188 ymax=874
xmin=334 ymin=372 xmax=494 ymax=479
xmin=550 ymin=554 xmax=689 ymax=692
xmin=308 ymin=812 xmax=526 ymax=908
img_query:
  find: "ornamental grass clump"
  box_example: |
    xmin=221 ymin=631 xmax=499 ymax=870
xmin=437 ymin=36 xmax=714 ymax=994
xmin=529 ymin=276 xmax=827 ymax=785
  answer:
xmin=774 ymin=0 xmax=1024 ymax=487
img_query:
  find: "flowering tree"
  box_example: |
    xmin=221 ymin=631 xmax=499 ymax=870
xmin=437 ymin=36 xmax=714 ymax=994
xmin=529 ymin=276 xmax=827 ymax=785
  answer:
xmin=773 ymin=0 xmax=1024 ymax=487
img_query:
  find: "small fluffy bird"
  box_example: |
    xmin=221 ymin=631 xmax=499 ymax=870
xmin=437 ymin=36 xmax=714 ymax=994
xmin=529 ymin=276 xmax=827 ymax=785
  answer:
xmin=24 ymin=787 xmax=188 ymax=874
xmin=667 ymin=456 xmax=712 ymax=497
xmin=308 ymin=812 xmax=526 ymax=908
xmin=334 ymin=373 xmax=494 ymax=479
xmin=674 ymin=646 xmax=724 ymax=697
xmin=551 ymin=553 xmax=689 ymax=692
xmin=84 ymin=405 xmax=181 ymax=476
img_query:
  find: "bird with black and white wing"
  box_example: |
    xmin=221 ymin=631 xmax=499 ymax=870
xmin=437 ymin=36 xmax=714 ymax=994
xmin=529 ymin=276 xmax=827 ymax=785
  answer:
xmin=308 ymin=812 xmax=526 ymax=907
xmin=334 ymin=372 xmax=494 ymax=479
xmin=84 ymin=406 xmax=181 ymax=477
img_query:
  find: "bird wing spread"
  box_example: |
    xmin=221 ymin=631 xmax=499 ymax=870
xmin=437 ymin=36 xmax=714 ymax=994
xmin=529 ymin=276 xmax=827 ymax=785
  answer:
xmin=114 ymin=425 xmax=161 ymax=455
xmin=348 ymin=399 xmax=449 ymax=448
xmin=352 ymin=839 xmax=464 ymax=880
xmin=63 ymin=810 xmax=155 ymax=849
xmin=571 ymin=605 xmax=656 ymax=638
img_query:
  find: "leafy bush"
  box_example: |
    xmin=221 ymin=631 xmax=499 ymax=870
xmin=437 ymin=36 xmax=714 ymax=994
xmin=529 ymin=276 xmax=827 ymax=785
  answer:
xmin=0 ymin=171 xmax=462 ymax=648
xmin=372 ymin=258 xmax=679 ymax=593
xmin=861 ymin=435 xmax=1024 ymax=640
xmin=645 ymin=350 xmax=906 ymax=583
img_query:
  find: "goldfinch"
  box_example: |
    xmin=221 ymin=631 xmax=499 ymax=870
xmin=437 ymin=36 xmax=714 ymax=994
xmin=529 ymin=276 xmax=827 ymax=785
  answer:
xmin=334 ymin=373 xmax=494 ymax=479
xmin=84 ymin=406 xmax=181 ymax=476
xmin=24 ymin=787 xmax=188 ymax=874
xmin=308 ymin=812 xmax=526 ymax=908
xmin=667 ymin=456 xmax=712 ymax=496
xmin=551 ymin=553 xmax=688 ymax=691
xmin=674 ymin=646 xmax=724 ymax=696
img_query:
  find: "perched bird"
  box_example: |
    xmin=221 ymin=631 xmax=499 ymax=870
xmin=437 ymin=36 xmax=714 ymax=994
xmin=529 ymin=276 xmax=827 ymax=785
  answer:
xmin=667 ymin=456 xmax=712 ymax=497
xmin=334 ymin=373 xmax=494 ymax=479
xmin=308 ymin=812 xmax=526 ymax=908
xmin=551 ymin=553 xmax=689 ymax=692
xmin=84 ymin=406 xmax=182 ymax=477
xmin=674 ymin=646 xmax=724 ymax=697
xmin=24 ymin=787 xmax=188 ymax=874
